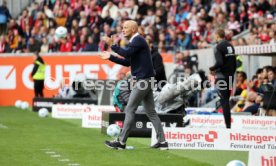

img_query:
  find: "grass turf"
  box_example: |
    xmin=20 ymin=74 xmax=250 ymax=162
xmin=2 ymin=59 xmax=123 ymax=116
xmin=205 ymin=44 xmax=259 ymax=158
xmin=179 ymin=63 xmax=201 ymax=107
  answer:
xmin=0 ymin=107 xmax=248 ymax=166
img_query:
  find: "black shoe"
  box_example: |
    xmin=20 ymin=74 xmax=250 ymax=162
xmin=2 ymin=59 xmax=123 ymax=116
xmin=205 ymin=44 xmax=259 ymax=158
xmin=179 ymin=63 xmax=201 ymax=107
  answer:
xmin=104 ymin=140 xmax=126 ymax=150
xmin=183 ymin=119 xmax=190 ymax=127
xmin=151 ymin=142 xmax=169 ymax=150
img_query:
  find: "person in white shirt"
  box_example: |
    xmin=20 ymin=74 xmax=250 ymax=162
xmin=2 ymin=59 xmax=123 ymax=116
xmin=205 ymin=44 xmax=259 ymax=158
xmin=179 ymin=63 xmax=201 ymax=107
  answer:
xmin=101 ymin=1 xmax=119 ymax=20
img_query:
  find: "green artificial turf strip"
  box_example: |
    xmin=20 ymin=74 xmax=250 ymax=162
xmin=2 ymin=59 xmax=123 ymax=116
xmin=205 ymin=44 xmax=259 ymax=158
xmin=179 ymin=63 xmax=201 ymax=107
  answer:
xmin=0 ymin=107 xmax=212 ymax=166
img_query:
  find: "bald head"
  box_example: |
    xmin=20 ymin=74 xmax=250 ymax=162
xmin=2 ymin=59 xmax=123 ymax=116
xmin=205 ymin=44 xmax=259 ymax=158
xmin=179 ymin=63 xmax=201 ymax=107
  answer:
xmin=122 ymin=20 xmax=139 ymax=39
xmin=124 ymin=20 xmax=138 ymax=31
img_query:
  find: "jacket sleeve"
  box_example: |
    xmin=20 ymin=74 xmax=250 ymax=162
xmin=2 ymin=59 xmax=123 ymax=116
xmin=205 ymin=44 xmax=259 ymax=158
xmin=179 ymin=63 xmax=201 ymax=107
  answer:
xmin=31 ymin=63 xmax=39 ymax=77
xmin=109 ymin=55 xmax=130 ymax=67
xmin=111 ymin=38 xmax=141 ymax=58
xmin=209 ymin=47 xmax=224 ymax=71
xmin=152 ymin=52 xmax=164 ymax=74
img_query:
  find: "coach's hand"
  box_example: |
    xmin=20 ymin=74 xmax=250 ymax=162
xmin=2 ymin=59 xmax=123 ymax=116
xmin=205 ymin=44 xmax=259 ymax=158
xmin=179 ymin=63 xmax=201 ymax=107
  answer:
xmin=100 ymin=51 xmax=111 ymax=60
xmin=102 ymin=36 xmax=113 ymax=45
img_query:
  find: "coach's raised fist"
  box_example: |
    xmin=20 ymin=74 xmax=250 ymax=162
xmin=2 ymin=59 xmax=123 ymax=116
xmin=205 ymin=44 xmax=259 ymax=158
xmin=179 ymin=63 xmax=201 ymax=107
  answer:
xmin=102 ymin=36 xmax=113 ymax=45
xmin=100 ymin=51 xmax=111 ymax=60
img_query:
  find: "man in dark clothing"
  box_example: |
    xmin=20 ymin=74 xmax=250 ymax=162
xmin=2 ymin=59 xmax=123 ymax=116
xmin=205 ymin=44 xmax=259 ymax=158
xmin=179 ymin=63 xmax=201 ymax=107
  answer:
xmin=0 ymin=1 xmax=12 ymax=35
xmin=9 ymin=19 xmax=24 ymax=37
xmin=31 ymin=52 xmax=45 ymax=97
xmin=28 ymin=37 xmax=42 ymax=53
xmin=209 ymin=29 xmax=236 ymax=129
xmin=258 ymin=0 xmax=271 ymax=13
xmin=0 ymin=35 xmax=10 ymax=53
xmin=151 ymin=47 xmax=167 ymax=90
xmin=146 ymin=36 xmax=167 ymax=91
xmin=82 ymin=36 xmax=98 ymax=52
xmin=100 ymin=20 xmax=167 ymax=150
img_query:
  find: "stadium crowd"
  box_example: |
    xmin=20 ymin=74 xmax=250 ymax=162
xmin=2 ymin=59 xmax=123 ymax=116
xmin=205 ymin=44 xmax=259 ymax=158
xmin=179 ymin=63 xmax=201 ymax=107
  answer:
xmin=0 ymin=0 xmax=275 ymax=53
xmin=228 ymin=65 xmax=276 ymax=116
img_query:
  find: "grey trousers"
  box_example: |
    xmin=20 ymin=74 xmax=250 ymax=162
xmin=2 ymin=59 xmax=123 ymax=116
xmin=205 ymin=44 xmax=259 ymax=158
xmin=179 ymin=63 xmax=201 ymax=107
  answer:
xmin=119 ymin=78 xmax=166 ymax=143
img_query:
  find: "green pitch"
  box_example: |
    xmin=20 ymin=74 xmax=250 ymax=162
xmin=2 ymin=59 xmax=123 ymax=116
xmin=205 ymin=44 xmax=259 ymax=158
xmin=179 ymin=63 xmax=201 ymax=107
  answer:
xmin=0 ymin=107 xmax=248 ymax=166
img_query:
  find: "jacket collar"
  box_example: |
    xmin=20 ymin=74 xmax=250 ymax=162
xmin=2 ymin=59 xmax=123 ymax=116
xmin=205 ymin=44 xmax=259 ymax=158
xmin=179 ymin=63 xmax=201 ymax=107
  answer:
xmin=129 ymin=32 xmax=139 ymax=43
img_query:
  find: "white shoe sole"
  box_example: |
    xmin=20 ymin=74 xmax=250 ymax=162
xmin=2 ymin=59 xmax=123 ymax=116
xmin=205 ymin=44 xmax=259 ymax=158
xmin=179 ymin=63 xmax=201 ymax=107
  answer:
xmin=160 ymin=147 xmax=169 ymax=150
xmin=104 ymin=143 xmax=125 ymax=150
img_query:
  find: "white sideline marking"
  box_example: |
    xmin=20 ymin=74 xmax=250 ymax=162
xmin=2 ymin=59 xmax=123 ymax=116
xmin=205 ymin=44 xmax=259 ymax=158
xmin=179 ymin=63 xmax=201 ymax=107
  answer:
xmin=51 ymin=154 xmax=61 ymax=158
xmin=41 ymin=148 xmax=80 ymax=165
xmin=40 ymin=149 xmax=51 ymax=151
xmin=68 ymin=164 xmax=80 ymax=166
xmin=0 ymin=124 xmax=8 ymax=129
xmin=59 ymin=159 xmax=70 ymax=162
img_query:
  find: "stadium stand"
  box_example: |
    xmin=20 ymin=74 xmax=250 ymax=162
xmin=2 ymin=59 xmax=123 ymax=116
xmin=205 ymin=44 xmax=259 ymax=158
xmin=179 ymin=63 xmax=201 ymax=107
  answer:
xmin=0 ymin=0 xmax=275 ymax=53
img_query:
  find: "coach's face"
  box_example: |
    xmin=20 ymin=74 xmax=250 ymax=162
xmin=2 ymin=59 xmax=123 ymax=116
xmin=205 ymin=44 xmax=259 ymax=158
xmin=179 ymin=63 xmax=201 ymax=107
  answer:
xmin=122 ymin=21 xmax=135 ymax=39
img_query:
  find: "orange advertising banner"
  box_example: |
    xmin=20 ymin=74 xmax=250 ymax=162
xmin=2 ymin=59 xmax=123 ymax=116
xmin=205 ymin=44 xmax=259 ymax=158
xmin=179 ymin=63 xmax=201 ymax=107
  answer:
xmin=0 ymin=53 xmax=173 ymax=106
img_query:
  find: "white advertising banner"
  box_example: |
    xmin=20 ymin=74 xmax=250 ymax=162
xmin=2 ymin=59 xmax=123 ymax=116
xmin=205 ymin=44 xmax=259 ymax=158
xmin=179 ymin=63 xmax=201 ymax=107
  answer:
xmin=186 ymin=115 xmax=276 ymax=131
xmin=185 ymin=107 xmax=215 ymax=114
xmin=248 ymin=150 xmax=276 ymax=166
xmin=52 ymin=104 xmax=91 ymax=119
xmin=82 ymin=105 xmax=115 ymax=128
xmin=151 ymin=128 xmax=276 ymax=151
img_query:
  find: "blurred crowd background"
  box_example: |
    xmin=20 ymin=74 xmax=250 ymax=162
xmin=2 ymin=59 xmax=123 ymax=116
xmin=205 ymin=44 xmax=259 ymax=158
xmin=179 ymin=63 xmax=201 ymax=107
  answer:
xmin=0 ymin=0 xmax=275 ymax=54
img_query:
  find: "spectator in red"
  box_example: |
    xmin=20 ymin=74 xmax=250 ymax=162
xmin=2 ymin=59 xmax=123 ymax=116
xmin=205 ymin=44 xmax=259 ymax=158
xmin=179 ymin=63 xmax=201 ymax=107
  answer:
xmin=48 ymin=37 xmax=59 ymax=52
xmin=9 ymin=19 xmax=24 ymax=37
xmin=248 ymin=4 xmax=260 ymax=20
xmin=69 ymin=29 xmax=77 ymax=45
xmin=204 ymin=22 xmax=214 ymax=43
xmin=20 ymin=9 xmax=33 ymax=32
xmin=75 ymin=34 xmax=86 ymax=52
xmin=34 ymin=12 xmax=44 ymax=29
xmin=0 ymin=35 xmax=10 ymax=52
xmin=239 ymin=5 xmax=248 ymax=30
xmin=60 ymin=36 xmax=72 ymax=52
xmin=259 ymin=28 xmax=271 ymax=44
